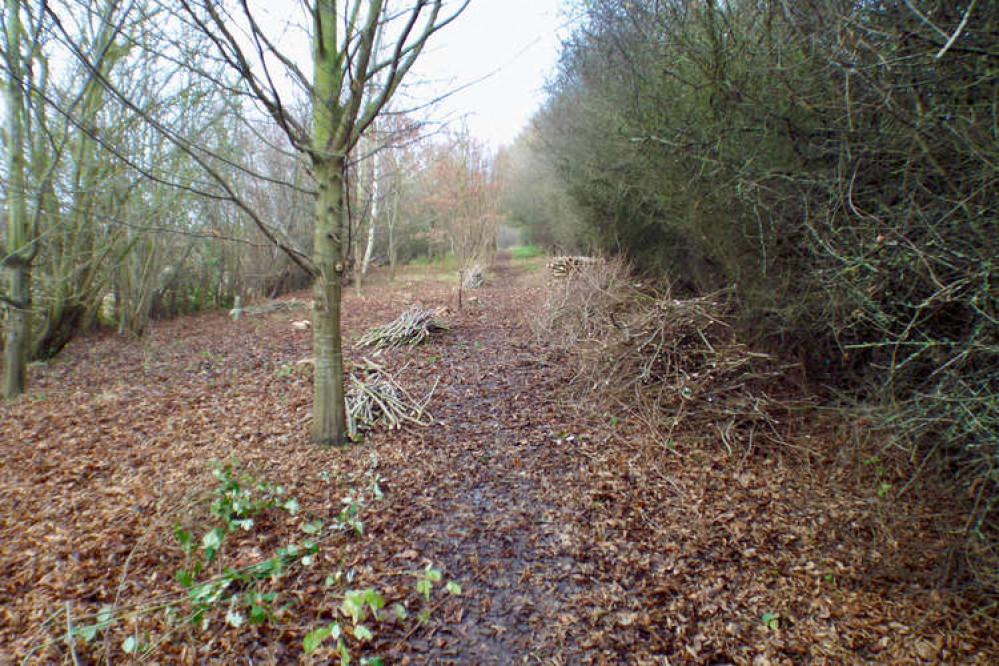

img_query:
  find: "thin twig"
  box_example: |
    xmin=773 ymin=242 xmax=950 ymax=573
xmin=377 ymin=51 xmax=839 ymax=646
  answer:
xmin=65 ymin=603 xmax=80 ymax=666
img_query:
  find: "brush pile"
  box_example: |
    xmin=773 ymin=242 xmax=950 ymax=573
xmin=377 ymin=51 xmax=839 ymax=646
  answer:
xmin=346 ymin=359 xmax=437 ymax=437
xmin=538 ymin=258 xmax=800 ymax=450
xmin=464 ymin=265 xmax=485 ymax=289
xmin=356 ymin=305 xmax=449 ymax=348
xmin=243 ymin=298 xmax=311 ymax=316
xmin=546 ymin=255 xmax=606 ymax=278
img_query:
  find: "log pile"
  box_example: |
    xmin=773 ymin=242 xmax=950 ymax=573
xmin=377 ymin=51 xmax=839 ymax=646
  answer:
xmin=356 ymin=305 xmax=449 ymax=348
xmin=546 ymin=256 xmax=606 ymax=277
xmin=347 ymin=359 xmax=436 ymax=437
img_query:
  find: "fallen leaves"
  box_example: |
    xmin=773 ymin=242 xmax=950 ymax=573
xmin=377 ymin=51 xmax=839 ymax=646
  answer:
xmin=0 ymin=259 xmax=996 ymax=663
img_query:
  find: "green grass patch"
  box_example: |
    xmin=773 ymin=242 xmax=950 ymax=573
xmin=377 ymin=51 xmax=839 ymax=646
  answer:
xmin=510 ymin=245 xmax=545 ymax=260
xmin=510 ymin=245 xmax=547 ymax=271
xmin=397 ymin=254 xmax=460 ymax=282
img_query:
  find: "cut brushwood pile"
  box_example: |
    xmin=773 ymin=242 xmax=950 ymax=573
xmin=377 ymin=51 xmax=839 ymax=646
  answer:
xmin=546 ymin=255 xmax=606 ymax=277
xmin=356 ymin=304 xmax=449 ymax=348
xmin=242 ymin=298 xmax=311 ymax=316
xmin=347 ymin=358 xmax=436 ymax=437
xmin=539 ymin=258 xmax=800 ymax=449
xmin=463 ymin=265 xmax=485 ymax=289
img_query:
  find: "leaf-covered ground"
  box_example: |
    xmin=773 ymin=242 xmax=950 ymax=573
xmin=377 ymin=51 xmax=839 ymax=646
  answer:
xmin=2 ymin=255 xmax=996 ymax=664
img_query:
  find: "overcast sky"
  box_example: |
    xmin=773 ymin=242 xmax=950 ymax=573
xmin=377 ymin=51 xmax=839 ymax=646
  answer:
xmin=402 ymin=0 xmax=569 ymax=150
xmin=249 ymin=0 xmax=570 ymax=150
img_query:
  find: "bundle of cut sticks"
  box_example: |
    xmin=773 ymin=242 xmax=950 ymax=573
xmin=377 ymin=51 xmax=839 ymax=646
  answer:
xmin=346 ymin=358 xmax=437 ymax=437
xmin=356 ymin=305 xmax=449 ymax=348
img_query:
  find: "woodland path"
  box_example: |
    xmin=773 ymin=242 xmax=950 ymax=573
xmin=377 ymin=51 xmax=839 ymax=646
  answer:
xmin=1 ymin=253 xmax=995 ymax=663
xmin=380 ymin=252 xmax=588 ymax=662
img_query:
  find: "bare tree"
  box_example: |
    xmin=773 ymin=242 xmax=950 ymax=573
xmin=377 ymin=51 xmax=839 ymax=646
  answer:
xmin=421 ymin=131 xmax=500 ymax=304
xmin=169 ymin=0 xmax=469 ymax=444
xmin=1 ymin=0 xmax=31 ymax=398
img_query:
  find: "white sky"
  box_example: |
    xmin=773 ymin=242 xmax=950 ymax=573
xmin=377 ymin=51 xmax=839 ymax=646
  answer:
xmin=250 ymin=0 xmax=569 ymax=150
xmin=402 ymin=0 xmax=567 ymax=150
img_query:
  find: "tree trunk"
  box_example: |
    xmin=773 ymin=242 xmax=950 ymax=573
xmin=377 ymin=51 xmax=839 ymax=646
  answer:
xmin=387 ymin=157 xmax=402 ymax=281
xmin=33 ymin=303 xmax=86 ymax=361
xmin=388 ymin=183 xmax=399 ymax=281
xmin=352 ymin=166 xmax=365 ymax=296
xmin=311 ymin=155 xmax=347 ymax=445
xmin=361 ymin=141 xmax=379 ymax=274
xmin=2 ymin=262 xmax=30 ymax=398
xmin=3 ymin=0 xmax=30 ymax=399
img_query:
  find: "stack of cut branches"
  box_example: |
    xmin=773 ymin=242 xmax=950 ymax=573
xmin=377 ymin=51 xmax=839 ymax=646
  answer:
xmin=464 ymin=265 xmax=485 ymax=289
xmin=356 ymin=305 xmax=449 ymax=348
xmin=539 ymin=258 xmax=802 ymax=451
xmin=547 ymin=255 xmax=606 ymax=277
xmin=346 ymin=359 xmax=437 ymax=437
xmin=243 ymin=298 xmax=311 ymax=316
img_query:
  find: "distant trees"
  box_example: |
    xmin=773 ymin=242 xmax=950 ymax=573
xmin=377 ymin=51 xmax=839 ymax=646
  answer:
xmin=157 ymin=0 xmax=468 ymax=445
xmin=2 ymin=0 xmax=303 ymax=398
xmin=517 ymin=0 xmax=998 ymax=584
xmin=420 ymin=132 xmax=500 ymax=293
xmin=339 ymin=126 xmax=507 ymax=276
xmin=1 ymin=1 xmax=470 ymax=446
xmin=498 ymin=131 xmax=584 ymax=253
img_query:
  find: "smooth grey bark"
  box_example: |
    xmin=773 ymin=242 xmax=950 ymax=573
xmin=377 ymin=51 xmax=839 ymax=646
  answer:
xmin=2 ymin=0 xmax=31 ymax=399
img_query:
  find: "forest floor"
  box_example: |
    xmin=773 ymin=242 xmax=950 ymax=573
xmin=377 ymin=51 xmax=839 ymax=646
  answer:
xmin=2 ymin=253 xmax=997 ymax=665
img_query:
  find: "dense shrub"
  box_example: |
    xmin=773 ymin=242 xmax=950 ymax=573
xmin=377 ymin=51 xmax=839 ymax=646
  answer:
xmin=526 ymin=0 xmax=998 ymax=594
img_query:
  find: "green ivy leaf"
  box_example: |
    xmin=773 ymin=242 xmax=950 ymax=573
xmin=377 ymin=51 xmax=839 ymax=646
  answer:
xmin=303 ymin=623 xmax=334 ymax=654
xmin=176 ymin=568 xmax=194 ymax=587
xmin=364 ymin=589 xmax=386 ymax=610
xmin=174 ymin=525 xmax=193 ymax=552
xmin=302 ymin=520 xmax=323 ymax=535
xmin=249 ymin=603 xmax=269 ymax=625
xmin=234 ymin=518 xmax=254 ymax=531
xmin=226 ymin=607 xmax=245 ymax=628
xmin=202 ymin=527 xmax=224 ymax=552
xmin=446 ymin=581 xmax=462 ymax=596
xmin=342 ymin=592 xmax=367 ymax=624
xmin=354 ymin=624 xmax=373 ymax=642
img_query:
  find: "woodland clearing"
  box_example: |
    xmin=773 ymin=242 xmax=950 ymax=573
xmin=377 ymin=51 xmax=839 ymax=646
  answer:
xmin=1 ymin=254 xmax=996 ymax=664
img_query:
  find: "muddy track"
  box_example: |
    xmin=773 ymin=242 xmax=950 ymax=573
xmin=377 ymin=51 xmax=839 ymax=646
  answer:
xmin=382 ymin=252 xmax=586 ymax=662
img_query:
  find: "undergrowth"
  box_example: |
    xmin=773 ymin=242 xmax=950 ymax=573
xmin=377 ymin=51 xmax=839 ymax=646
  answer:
xmin=536 ymin=256 xmax=997 ymax=607
xmin=536 ymin=257 xmax=803 ymax=452
xmin=29 ymin=459 xmax=458 ymax=664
